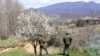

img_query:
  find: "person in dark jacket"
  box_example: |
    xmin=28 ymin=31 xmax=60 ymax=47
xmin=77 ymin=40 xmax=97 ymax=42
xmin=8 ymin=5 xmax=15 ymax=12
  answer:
xmin=63 ymin=33 xmax=72 ymax=56
xmin=38 ymin=34 xmax=49 ymax=56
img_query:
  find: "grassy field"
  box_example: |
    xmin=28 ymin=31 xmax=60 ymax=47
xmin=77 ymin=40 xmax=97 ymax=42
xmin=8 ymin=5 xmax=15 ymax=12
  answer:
xmin=1 ymin=47 xmax=99 ymax=56
xmin=0 ymin=38 xmax=19 ymax=47
xmin=0 ymin=47 xmax=88 ymax=56
xmin=0 ymin=47 xmax=33 ymax=56
xmin=0 ymin=38 xmax=99 ymax=56
xmin=0 ymin=39 xmax=99 ymax=56
xmin=0 ymin=40 xmax=89 ymax=56
xmin=0 ymin=47 xmax=99 ymax=56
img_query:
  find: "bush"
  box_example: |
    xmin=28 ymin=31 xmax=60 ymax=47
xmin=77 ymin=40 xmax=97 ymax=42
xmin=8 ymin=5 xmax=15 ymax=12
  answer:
xmin=47 ymin=36 xmax=62 ymax=47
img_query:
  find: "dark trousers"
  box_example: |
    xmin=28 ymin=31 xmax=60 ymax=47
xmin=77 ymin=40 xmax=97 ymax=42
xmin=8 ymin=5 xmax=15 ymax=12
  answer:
xmin=39 ymin=45 xmax=48 ymax=56
xmin=63 ymin=45 xmax=69 ymax=56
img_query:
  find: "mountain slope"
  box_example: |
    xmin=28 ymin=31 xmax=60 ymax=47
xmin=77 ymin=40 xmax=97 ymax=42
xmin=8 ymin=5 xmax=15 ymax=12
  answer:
xmin=38 ymin=1 xmax=100 ymax=19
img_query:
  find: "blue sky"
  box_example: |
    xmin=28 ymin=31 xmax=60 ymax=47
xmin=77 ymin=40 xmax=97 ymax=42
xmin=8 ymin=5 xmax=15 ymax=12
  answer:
xmin=18 ymin=0 xmax=100 ymax=9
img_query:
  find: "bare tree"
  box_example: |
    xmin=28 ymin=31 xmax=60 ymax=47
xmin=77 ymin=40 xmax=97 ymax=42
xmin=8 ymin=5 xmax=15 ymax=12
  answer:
xmin=0 ymin=0 xmax=23 ymax=38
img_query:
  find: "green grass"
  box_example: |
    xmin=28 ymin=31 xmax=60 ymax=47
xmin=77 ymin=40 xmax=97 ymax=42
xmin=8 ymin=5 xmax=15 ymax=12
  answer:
xmin=0 ymin=38 xmax=18 ymax=47
xmin=49 ymin=50 xmax=89 ymax=56
xmin=0 ymin=37 xmax=99 ymax=56
xmin=84 ymin=47 xmax=100 ymax=56
xmin=69 ymin=51 xmax=88 ymax=56
xmin=0 ymin=47 xmax=99 ymax=56
xmin=0 ymin=47 xmax=90 ymax=56
xmin=0 ymin=47 xmax=33 ymax=56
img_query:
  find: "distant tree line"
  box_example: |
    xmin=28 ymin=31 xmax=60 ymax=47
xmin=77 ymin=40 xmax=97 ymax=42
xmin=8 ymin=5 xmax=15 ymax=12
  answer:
xmin=76 ymin=19 xmax=100 ymax=27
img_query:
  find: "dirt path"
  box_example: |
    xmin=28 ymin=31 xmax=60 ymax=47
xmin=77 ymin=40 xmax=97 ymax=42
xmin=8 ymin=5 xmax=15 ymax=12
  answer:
xmin=0 ymin=47 xmax=19 ymax=54
xmin=0 ymin=48 xmax=13 ymax=53
xmin=24 ymin=42 xmax=60 ymax=54
xmin=0 ymin=42 xmax=60 ymax=54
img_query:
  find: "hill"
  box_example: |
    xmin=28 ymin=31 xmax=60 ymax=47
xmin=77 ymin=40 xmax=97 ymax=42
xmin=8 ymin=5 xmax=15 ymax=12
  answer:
xmin=37 ymin=1 xmax=100 ymax=19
